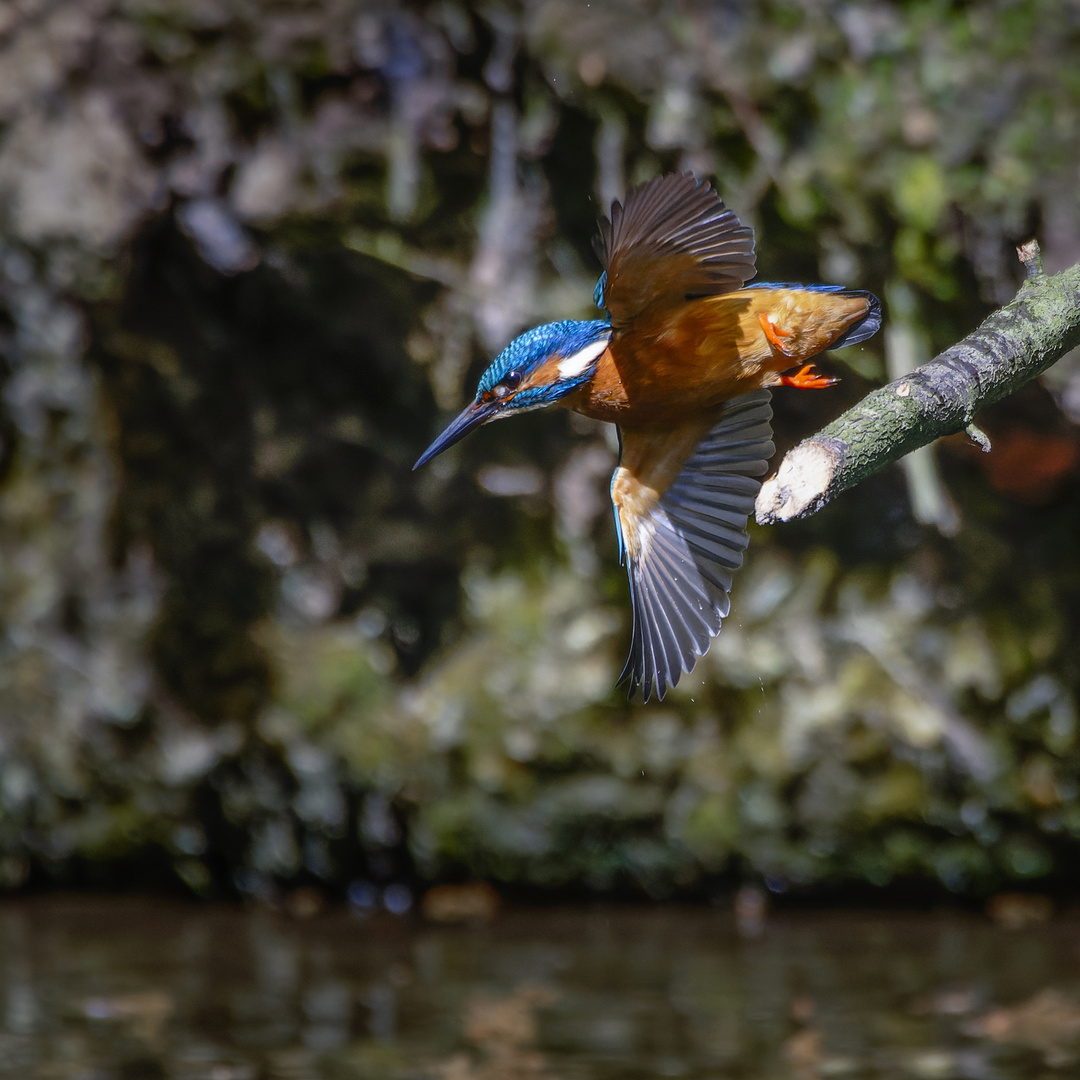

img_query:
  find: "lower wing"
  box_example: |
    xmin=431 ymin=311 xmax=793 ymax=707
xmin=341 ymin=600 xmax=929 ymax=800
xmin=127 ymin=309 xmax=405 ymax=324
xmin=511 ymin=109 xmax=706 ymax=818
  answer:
xmin=610 ymin=391 xmax=775 ymax=701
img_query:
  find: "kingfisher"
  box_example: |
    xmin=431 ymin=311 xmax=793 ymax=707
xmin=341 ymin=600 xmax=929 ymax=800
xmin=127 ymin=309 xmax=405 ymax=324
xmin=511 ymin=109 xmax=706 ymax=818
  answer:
xmin=415 ymin=174 xmax=880 ymax=700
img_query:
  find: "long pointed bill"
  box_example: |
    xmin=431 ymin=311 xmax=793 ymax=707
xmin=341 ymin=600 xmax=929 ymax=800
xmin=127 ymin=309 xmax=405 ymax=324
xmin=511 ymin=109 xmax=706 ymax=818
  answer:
xmin=413 ymin=398 xmax=499 ymax=470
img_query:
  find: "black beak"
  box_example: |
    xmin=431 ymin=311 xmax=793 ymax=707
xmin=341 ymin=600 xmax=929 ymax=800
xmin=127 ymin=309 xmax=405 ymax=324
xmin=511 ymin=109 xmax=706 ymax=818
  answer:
xmin=413 ymin=398 xmax=499 ymax=470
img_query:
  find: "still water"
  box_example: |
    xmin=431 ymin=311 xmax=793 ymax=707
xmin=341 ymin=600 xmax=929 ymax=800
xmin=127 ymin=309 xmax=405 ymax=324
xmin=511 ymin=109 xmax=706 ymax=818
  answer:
xmin=1 ymin=897 xmax=1079 ymax=1078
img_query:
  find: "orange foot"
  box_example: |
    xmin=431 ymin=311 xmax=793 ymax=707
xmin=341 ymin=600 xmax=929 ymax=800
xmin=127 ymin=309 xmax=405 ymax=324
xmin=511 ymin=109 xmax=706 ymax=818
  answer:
xmin=780 ymin=363 xmax=839 ymax=390
xmin=759 ymin=312 xmax=794 ymax=356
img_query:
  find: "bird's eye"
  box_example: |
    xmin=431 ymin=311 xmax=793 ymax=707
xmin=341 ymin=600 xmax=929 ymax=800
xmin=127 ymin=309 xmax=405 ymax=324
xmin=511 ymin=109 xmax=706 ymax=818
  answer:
xmin=492 ymin=371 xmax=522 ymax=399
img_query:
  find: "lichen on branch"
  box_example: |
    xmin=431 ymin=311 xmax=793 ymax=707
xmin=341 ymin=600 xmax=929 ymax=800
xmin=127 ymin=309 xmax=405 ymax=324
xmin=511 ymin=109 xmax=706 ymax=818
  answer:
xmin=755 ymin=246 xmax=1080 ymax=524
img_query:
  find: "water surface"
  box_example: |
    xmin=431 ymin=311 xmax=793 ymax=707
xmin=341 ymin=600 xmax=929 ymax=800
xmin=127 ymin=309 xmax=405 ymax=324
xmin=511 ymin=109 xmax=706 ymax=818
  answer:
xmin=2 ymin=897 xmax=1078 ymax=1077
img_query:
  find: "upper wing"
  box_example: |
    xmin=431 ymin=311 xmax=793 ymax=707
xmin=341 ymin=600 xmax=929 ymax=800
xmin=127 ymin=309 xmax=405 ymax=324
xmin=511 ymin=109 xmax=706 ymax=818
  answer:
xmin=594 ymin=174 xmax=756 ymax=331
xmin=610 ymin=391 xmax=774 ymax=701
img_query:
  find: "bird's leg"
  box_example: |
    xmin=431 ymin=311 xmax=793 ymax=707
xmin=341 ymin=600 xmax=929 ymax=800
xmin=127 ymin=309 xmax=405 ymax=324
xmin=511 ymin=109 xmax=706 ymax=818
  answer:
xmin=759 ymin=314 xmax=838 ymax=385
xmin=779 ymin=362 xmax=839 ymax=389
xmin=759 ymin=312 xmax=795 ymax=356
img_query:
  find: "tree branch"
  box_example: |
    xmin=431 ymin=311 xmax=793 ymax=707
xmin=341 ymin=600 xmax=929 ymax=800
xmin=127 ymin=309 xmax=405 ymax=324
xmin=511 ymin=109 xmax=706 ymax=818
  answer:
xmin=755 ymin=245 xmax=1080 ymax=524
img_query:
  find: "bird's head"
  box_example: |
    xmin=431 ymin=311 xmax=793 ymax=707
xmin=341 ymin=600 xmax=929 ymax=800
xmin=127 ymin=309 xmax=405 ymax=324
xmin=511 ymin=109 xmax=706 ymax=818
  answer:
xmin=414 ymin=319 xmax=610 ymax=469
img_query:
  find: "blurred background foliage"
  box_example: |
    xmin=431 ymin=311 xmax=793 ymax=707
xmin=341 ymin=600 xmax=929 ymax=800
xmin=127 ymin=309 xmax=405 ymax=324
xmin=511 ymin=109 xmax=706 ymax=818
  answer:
xmin=1 ymin=0 xmax=1080 ymax=906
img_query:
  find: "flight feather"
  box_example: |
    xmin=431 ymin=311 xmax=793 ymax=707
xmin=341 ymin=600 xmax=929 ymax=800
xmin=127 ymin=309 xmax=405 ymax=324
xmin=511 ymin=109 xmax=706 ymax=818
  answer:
xmin=595 ymin=173 xmax=756 ymax=330
xmin=611 ymin=390 xmax=774 ymax=700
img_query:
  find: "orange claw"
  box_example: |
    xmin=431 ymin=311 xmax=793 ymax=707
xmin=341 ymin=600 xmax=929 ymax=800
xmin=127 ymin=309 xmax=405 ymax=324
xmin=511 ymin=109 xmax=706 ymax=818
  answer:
xmin=780 ymin=363 xmax=839 ymax=390
xmin=759 ymin=312 xmax=794 ymax=356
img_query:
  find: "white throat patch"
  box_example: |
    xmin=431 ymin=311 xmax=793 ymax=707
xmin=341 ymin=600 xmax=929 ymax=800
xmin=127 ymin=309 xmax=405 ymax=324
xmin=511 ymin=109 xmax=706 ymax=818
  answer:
xmin=556 ymin=338 xmax=608 ymax=379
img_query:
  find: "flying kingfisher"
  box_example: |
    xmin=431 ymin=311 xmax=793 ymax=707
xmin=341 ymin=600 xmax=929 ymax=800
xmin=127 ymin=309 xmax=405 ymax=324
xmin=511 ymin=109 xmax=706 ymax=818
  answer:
xmin=415 ymin=173 xmax=880 ymax=700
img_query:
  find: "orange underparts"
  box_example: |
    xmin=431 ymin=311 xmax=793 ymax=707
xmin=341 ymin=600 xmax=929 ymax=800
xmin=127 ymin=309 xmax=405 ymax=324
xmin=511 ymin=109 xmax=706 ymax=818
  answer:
xmin=779 ymin=363 xmax=839 ymax=390
xmin=758 ymin=313 xmax=838 ymax=389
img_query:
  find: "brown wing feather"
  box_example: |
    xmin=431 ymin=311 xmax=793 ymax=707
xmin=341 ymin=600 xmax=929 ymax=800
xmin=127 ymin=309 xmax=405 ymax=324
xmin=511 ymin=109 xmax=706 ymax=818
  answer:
xmin=610 ymin=391 xmax=774 ymax=700
xmin=595 ymin=174 xmax=756 ymax=330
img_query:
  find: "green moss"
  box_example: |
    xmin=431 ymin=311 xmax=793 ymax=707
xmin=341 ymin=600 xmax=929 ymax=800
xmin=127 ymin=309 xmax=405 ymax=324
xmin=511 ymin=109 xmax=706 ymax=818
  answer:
xmin=861 ymin=764 xmax=928 ymax=824
xmin=997 ymin=834 xmax=1054 ymax=879
xmin=893 ymin=228 xmax=958 ymax=300
xmin=676 ymin=793 xmax=738 ymax=869
xmin=894 ymin=157 xmax=948 ymax=232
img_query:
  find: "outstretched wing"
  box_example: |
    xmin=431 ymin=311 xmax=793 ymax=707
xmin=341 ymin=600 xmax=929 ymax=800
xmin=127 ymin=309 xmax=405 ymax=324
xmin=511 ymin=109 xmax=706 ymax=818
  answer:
xmin=595 ymin=174 xmax=756 ymax=330
xmin=610 ymin=391 xmax=774 ymax=701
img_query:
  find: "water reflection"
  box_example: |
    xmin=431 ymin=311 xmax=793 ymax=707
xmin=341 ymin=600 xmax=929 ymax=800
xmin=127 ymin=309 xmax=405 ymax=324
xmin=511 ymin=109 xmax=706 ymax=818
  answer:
xmin=1 ymin=898 xmax=1079 ymax=1077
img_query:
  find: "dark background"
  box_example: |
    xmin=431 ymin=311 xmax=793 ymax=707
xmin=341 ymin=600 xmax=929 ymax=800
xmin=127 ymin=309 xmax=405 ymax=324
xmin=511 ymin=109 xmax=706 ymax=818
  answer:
xmin=1 ymin=0 xmax=1079 ymax=907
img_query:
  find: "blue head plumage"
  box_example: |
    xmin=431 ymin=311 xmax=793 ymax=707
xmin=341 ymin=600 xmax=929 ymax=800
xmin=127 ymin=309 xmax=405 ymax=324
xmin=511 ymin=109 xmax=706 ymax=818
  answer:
xmin=478 ymin=319 xmax=611 ymax=406
xmin=414 ymin=318 xmax=611 ymax=469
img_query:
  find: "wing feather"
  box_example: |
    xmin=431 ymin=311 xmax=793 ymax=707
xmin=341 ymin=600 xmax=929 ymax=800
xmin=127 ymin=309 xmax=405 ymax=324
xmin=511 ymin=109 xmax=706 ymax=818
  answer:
xmin=629 ymin=519 xmax=715 ymax=699
xmin=595 ymin=174 xmax=756 ymax=330
xmin=612 ymin=390 xmax=774 ymax=701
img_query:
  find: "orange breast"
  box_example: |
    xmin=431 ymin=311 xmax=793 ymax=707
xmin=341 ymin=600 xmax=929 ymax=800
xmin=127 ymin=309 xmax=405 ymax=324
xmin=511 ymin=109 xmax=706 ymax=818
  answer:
xmin=564 ymin=287 xmax=869 ymax=428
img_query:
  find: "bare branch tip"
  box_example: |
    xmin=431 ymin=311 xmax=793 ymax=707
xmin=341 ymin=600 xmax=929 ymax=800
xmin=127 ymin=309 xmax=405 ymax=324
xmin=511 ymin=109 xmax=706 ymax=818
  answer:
xmin=1017 ymin=239 xmax=1044 ymax=279
xmin=754 ymin=440 xmax=840 ymax=525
